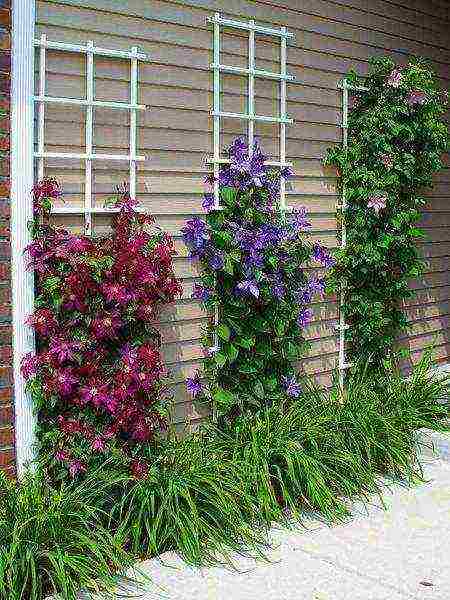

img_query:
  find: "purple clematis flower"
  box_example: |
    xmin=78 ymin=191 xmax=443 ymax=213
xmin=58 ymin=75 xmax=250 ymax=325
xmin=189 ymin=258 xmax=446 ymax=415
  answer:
xmin=244 ymin=250 xmax=264 ymax=271
xmin=308 ymin=277 xmax=325 ymax=297
xmin=235 ymin=280 xmax=260 ymax=299
xmin=407 ymin=89 xmax=427 ymax=106
xmin=204 ymin=344 xmax=220 ymax=357
xmin=186 ymin=373 xmax=203 ymax=397
xmin=281 ymin=166 xmax=295 ymax=179
xmin=297 ymin=308 xmax=313 ymax=328
xmin=380 ymin=153 xmax=394 ymax=169
xmin=181 ymin=217 xmax=210 ymax=259
xmin=204 ymin=173 xmax=216 ymax=187
xmin=202 ymin=193 xmax=215 ymax=211
xmin=293 ymin=206 xmax=312 ymax=230
xmin=296 ymin=287 xmax=312 ymax=304
xmin=208 ymin=252 xmax=224 ymax=271
xmin=312 ymin=243 xmax=335 ymax=268
xmin=192 ymin=283 xmax=211 ymax=302
xmin=282 ymin=375 xmax=302 ymax=398
xmin=272 ymin=282 xmax=286 ymax=300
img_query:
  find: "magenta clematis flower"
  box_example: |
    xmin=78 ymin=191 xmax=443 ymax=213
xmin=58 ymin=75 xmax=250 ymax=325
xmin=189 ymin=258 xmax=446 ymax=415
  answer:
xmin=21 ymin=353 xmax=42 ymax=379
xmin=386 ymin=68 xmax=403 ymax=88
xmin=186 ymin=372 xmax=203 ymax=397
xmin=54 ymin=369 xmax=79 ymax=397
xmin=367 ymin=194 xmax=387 ymax=214
xmin=63 ymin=235 xmax=92 ymax=254
xmin=92 ymin=437 xmax=106 ymax=452
xmin=130 ymin=459 xmax=149 ymax=479
xmin=33 ymin=178 xmax=61 ymax=201
xmin=48 ymin=338 xmax=81 ymax=363
xmin=91 ymin=312 xmax=122 ymax=340
xmin=68 ymin=459 xmax=86 ymax=478
xmin=102 ymin=283 xmax=131 ymax=305
xmin=55 ymin=449 xmax=70 ymax=462
xmin=32 ymin=178 xmax=62 ymax=214
xmin=80 ymin=380 xmax=111 ymax=408
xmin=134 ymin=370 xmax=157 ymax=392
xmin=26 ymin=308 xmax=58 ymax=337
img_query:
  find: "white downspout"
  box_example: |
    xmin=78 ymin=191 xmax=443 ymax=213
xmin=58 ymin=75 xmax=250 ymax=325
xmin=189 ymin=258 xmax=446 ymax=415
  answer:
xmin=10 ymin=0 xmax=36 ymax=475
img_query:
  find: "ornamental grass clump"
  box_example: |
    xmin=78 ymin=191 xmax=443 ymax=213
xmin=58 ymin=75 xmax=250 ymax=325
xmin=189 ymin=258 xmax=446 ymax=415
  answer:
xmin=325 ymin=57 xmax=450 ymax=369
xmin=111 ymin=434 xmax=270 ymax=567
xmin=206 ymin=352 xmax=449 ymax=529
xmin=0 ymin=469 xmax=134 ymax=600
xmin=182 ymin=138 xmax=334 ymax=418
xmin=22 ymin=180 xmax=182 ymax=479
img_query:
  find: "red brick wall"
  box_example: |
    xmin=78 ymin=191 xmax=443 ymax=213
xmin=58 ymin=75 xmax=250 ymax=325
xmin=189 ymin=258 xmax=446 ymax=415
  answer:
xmin=0 ymin=0 xmax=14 ymax=477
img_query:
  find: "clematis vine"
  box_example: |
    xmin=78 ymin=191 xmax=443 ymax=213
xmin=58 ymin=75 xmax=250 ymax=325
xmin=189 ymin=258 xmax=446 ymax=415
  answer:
xmin=182 ymin=137 xmax=335 ymax=417
xmin=22 ymin=180 xmax=182 ymax=480
xmin=325 ymin=56 xmax=449 ymax=369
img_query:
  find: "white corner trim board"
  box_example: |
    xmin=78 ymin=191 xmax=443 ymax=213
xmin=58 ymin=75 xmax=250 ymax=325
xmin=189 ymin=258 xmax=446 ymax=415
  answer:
xmin=11 ymin=0 xmax=37 ymax=475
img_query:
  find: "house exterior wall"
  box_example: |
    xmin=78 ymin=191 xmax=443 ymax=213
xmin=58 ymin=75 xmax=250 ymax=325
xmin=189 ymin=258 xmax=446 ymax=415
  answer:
xmin=34 ymin=0 xmax=450 ymax=429
xmin=4 ymin=0 xmax=450 ymax=472
xmin=0 ymin=0 xmax=14 ymax=477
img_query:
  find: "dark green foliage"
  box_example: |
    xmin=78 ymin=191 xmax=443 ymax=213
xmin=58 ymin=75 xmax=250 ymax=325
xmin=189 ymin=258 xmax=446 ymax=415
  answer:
xmin=325 ymin=57 xmax=449 ymax=369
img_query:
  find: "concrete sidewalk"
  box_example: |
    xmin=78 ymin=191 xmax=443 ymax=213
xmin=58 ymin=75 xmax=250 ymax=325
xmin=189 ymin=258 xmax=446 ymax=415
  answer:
xmin=133 ymin=430 xmax=450 ymax=600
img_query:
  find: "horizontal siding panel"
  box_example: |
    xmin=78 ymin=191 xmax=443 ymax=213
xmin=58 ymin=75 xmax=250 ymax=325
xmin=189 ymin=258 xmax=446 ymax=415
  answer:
xmin=37 ymin=0 xmax=450 ymax=73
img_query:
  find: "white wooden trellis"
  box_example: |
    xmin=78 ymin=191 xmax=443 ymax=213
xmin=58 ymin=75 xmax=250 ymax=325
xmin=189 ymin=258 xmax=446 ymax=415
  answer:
xmin=337 ymin=79 xmax=369 ymax=391
xmin=207 ymin=13 xmax=295 ymax=353
xmin=34 ymin=35 xmax=149 ymax=235
xmin=206 ymin=13 xmax=295 ymax=210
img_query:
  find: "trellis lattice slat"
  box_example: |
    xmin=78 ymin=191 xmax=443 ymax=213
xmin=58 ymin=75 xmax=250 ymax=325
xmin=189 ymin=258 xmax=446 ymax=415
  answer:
xmin=207 ymin=12 xmax=295 ymax=354
xmin=337 ymin=79 xmax=369 ymax=390
xmin=33 ymin=35 xmax=149 ymax=235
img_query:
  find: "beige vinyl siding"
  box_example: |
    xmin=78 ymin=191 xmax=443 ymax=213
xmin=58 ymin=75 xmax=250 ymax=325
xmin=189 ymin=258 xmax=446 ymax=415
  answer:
xmin=36 ymin=0 xmax=450 ymax=427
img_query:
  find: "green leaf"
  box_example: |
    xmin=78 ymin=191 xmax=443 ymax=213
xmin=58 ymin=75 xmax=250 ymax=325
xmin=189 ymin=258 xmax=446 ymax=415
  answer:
xmin=220 ymin=186 xmax=237 ymax=206
xmin=217 ymin=323 xmax=231 ymax=341
xmin=235 ymin=336 xmax=255 ymax=350
xmin=224 ymin=343 xmax=239 ymax=362
xmin=254 ymin=381 xmax=265 ymax=399
xmin=214 ymin=352 xmax=227 ymax=368
xmin=213 ymin=387 xmax=236 ymax=407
